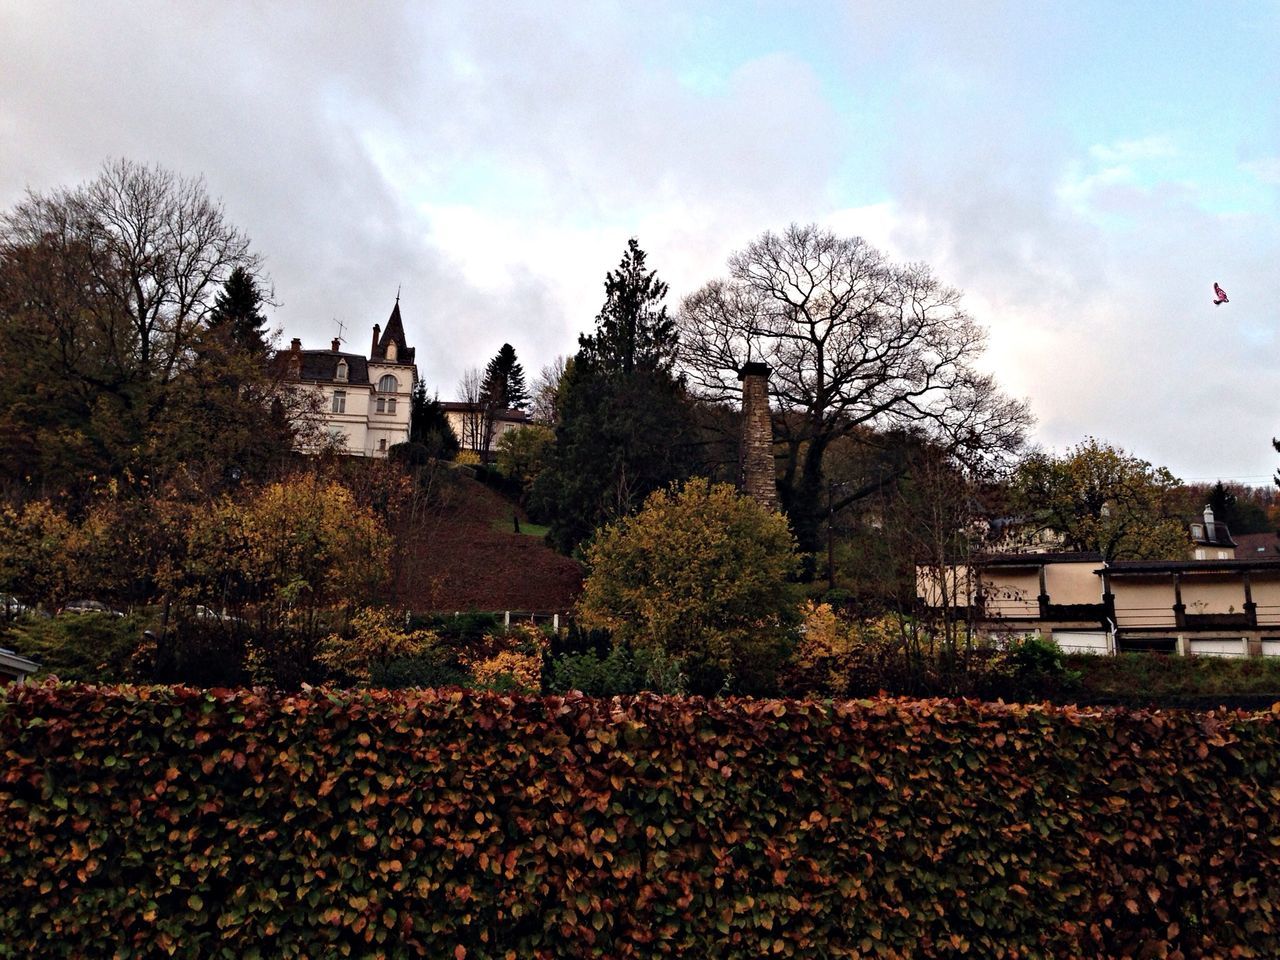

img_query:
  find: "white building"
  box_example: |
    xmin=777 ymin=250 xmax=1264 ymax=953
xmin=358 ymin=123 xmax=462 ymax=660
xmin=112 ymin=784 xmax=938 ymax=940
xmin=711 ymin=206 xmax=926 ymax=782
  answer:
xmin=281 ymin=300 xmax=417 ymax=458
xmin=441 ymin=402 xmax=530 ymax=460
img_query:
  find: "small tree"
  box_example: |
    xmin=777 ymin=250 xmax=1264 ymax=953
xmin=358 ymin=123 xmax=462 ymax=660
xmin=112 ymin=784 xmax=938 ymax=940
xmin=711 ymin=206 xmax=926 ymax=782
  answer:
xmin=577 ymin=481 xmax=800 ymax=693
xmin=408 ymin=381 xmax=459 ymax=460
xmin=207 ymin=266 xmax=271 ymax=356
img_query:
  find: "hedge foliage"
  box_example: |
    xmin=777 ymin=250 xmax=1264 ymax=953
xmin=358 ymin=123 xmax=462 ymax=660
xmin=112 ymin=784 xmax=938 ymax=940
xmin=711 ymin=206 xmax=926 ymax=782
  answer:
xmin=2 ymin=685 xmax=1279 ymax=958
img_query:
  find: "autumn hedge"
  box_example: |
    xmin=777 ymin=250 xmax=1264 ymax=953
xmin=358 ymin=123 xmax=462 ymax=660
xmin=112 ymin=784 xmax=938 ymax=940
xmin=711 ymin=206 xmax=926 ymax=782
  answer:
xmin=2 ymin=685 xmax=1279 ymax=958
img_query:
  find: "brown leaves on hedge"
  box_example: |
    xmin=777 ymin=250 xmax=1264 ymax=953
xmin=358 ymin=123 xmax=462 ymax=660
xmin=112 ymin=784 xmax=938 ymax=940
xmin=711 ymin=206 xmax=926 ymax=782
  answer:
xmin=1 ymin=684 xmax=1278 ymax=958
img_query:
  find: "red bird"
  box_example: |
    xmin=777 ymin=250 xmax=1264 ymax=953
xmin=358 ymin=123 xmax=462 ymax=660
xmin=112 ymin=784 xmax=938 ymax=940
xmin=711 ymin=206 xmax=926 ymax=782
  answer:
xmin=1213 ymin=282 xmax=1229 ymax=306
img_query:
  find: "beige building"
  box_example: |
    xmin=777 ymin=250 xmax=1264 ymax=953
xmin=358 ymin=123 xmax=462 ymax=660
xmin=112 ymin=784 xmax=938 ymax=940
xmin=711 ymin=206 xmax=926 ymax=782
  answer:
xmin=280 ymin=300 xmax=417 ymax=458
xmin=441 ymin=403 xmax=529 ymax=460
xmin=918 ymin=552 xmax=1280 ymax=658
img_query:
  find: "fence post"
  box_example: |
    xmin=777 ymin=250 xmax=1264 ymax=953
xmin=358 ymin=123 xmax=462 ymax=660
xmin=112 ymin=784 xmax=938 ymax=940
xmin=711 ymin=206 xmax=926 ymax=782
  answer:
xmin=553 ymin=613 xmax=559 ymax=632
xmin=504 ymin=611 xmax=511 ymax=633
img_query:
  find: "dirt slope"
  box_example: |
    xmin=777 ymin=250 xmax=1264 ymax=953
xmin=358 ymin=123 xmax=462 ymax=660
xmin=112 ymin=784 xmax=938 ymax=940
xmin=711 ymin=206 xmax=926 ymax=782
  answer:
xmin=394 ymin=473 xmax=583 ymax=613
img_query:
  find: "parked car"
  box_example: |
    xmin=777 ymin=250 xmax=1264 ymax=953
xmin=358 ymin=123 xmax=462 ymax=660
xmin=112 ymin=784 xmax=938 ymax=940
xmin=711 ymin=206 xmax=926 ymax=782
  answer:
xmin=192 ymin=604 xmax=244 ymax=624
xmin=1 ymin=595 xmax=31 ymax=620
xmin=59 ymin=599 xmax=125 ymax=617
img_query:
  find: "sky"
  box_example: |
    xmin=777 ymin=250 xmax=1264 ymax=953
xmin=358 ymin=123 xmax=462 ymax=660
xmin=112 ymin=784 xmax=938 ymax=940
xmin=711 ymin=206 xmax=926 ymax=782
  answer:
xmin=2 ymin=1 xmax=1278 ymax=484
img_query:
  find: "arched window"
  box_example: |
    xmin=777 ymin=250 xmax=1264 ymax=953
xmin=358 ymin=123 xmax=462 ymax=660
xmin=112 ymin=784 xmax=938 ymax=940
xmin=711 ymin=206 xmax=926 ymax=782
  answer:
xmin=386 ymin=342 xmax=398 ymax=362
xmin=335 ymin=359 xmax=348 ymax=382
xmin=376 ymin=374 xmax=399 ymax=414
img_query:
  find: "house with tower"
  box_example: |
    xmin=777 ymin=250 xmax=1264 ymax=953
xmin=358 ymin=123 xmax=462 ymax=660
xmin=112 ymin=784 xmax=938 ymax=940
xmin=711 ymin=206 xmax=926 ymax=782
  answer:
xmin=279 ymin=298 xmax=418 ymax=458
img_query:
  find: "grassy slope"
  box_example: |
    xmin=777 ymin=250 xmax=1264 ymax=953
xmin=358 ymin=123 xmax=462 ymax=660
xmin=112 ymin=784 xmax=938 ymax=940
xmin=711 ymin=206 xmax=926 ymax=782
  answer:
xmin=393 ymin=472 xmax=583 ymax=613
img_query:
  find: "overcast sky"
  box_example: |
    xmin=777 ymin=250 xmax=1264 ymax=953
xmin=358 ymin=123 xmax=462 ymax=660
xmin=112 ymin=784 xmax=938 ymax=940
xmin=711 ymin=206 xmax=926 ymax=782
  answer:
xmin=2 ymin=1 xmax=1278 ymax=483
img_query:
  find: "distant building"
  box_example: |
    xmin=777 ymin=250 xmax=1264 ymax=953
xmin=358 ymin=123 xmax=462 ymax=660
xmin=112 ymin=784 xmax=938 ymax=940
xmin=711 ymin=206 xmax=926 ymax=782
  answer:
xmin=1188 ymin=504 xmax=1237 ymax=560
xmin=441 ymin=403 xmax=529 ymax=460
xmin=278 ymin=299 xmax=417 ymax=458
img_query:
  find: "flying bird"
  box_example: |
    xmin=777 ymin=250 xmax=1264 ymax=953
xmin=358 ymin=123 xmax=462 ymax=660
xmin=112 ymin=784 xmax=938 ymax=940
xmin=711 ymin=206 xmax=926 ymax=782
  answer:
xmin=1213 ymin=282 xmax=1229 ymax=306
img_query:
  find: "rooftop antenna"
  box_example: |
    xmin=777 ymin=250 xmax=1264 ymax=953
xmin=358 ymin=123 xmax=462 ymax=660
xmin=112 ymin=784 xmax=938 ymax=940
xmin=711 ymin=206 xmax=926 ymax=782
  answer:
xmin=334 ymin=318 xmax=346 ymax=344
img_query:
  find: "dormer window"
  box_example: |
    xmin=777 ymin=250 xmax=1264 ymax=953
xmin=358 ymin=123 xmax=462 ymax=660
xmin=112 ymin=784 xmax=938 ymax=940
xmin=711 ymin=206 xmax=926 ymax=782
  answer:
xmin=335 ymin=359 xmax=348 ymax=382
xmin=386 ymin=341 xmax=398 ymax=362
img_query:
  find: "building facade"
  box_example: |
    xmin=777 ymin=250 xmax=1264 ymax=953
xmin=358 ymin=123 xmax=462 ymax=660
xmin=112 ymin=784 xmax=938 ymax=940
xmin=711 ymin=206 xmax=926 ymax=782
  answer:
xmin=281 ymin=300 xmax=417 ymax=458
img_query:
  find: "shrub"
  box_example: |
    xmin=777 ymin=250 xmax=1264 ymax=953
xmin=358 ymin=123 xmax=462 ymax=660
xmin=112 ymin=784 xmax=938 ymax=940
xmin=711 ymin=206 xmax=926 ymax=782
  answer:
xmin=545 ymin=644 xmax=686 ymax=696
xmin=2 ymin=612 xmax=152 ymax=683
xmin=578 ymin=481 xmax=800 ymax=694
xmin=317 ymin=607 xmax=439 ymax=684
xmin=3 ymin=685 xmax=1279 ymax=957
xmin=369 ymin=652 xmax=469 ymax=689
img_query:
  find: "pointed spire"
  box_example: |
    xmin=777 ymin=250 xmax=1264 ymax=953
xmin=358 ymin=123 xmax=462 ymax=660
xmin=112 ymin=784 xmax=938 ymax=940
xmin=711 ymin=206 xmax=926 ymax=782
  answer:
xmin=373 ymin=296 xmax=414 ymax=364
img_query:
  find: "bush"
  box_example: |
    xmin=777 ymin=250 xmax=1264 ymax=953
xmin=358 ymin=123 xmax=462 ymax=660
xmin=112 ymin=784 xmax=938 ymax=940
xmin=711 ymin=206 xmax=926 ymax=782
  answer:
xmin=545 ymin=644 xmax=685 ymax=696
xmin=369 ymin=652 xmax=468 ymax=689
xmin=3 ymin=685 xmax=1279 ymax=957
xmin=2 ymin=612 xmax=152 ymax=683
xmin=578 ymin=481 xmax=800 ymax=694
xmin=982 ymin=632 xmax=1081 ymax=700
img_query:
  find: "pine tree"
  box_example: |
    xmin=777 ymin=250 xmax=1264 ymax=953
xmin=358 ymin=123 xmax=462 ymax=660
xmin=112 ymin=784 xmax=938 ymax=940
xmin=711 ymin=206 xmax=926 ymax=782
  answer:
xmin=479 ymin=343 xmax=528 ymax=410
xmin=530 ymin=239 xmax=695 ymax=552
xmin=207 ymin=267 xmax=269 ymax=356
xmin=408 ymin=381 xmax=459 ymax=460
xmin=578 ymin=238 xmax=678 ymax=374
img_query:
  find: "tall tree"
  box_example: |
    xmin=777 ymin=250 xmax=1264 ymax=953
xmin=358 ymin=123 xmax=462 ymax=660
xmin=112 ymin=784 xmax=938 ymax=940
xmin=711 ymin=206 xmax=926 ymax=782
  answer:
xmin=531 ymin=239 xmax=696 ymax=552
xmin=0 ymin=159 xmax=279 ymax=499
xmin=207 ymin=266 xmax=270 ymax=356
xmin=1014 ymin=438 xmax=1189 ymax=561
xmin=678 ymin=223 xmax=1031 ymax=551
xmin=579 ymin=238 xmax=677 ymax=374
xmin=480 ymin=343 xmax=528 ymax=410
xmin=407 ymin=381 xmax=459 ymax=460
xmin=478 ymin=343 xmax=528 ymax=462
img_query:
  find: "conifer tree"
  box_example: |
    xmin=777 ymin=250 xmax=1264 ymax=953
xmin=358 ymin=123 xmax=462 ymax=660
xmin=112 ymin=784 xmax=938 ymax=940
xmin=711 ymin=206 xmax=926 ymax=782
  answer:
xmin=531 ymin=239 xmax=696 ymax=552
xmin=207 ymin=266 xmax=270 ymax=356
xmin=479 ymin=343 xmax=528 ymax=410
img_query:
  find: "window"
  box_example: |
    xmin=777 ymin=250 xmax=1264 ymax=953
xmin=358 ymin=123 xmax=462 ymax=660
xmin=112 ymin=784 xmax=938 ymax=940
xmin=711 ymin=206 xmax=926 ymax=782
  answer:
xmin=378 ymin=439 xmax=387 ymax=453
xmin=387 ymin=398 xmax=397 ymax=414
xmin=376 ymin=397 xmax=385 ymax=413
xmin=335 ymin=359 xmax=348 ymax=382
xmin=331 ymin=390 xmax=346 ymax=414
xmin=386 ymin=342 xmax=398 ymax=362
xmin=377 ymin=375 xmax=398 ymax=393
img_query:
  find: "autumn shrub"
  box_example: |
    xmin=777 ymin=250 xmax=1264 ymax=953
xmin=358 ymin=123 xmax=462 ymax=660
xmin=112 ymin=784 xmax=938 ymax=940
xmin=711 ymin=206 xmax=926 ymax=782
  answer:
xmin=545 ymin=644 xmax=686 ymax=696
xmin=368 ymin=652 xmax=469 ymax=690
xmin=463 ymin=621 xmax=547 ymax=692
xmin=3 ymin=684 xmax=1280 ymax=958
xmin=318 ymin=607 xmax=440 ymax=684
xmin=2 ymin=612 xmax=153 ymax=683
xmin=578 ymin=481 xmax=800 ymax=694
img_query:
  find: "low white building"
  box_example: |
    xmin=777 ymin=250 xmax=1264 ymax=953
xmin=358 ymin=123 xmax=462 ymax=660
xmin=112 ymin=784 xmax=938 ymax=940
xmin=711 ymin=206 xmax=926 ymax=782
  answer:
xmin=441 ymin=402 xmax=530 ymax=459
xmin=280 ymin=300 xmax=417 ymax=458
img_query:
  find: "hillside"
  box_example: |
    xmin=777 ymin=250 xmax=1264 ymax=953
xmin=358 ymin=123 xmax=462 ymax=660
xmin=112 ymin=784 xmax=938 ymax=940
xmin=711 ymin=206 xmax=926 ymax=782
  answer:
xmin=393 ymin=470 xmax=583 ymax=613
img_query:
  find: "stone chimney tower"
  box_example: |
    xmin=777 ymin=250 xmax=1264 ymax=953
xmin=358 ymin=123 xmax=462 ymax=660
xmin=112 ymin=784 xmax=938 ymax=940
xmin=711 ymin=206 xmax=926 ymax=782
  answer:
xmin=737 ymin=362 xmax=777 ymax=510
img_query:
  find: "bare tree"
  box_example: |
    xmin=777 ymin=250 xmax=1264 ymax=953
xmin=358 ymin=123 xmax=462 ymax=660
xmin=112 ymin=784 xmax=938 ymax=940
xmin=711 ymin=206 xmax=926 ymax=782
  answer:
xmin=456 ymin=366 xmax=486 ymax=454
xmin=678 ymin=223 xmax=1032 ymax=549
xmin=2 ymin=159 xmax=262 ymax=394
xmin=530 ymin=355 xmax=568 ymax=426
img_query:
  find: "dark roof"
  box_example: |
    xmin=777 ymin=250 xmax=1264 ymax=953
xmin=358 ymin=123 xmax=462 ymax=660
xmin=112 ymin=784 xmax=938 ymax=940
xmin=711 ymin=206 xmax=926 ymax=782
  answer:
xmin=1100 ymin=558 xmax=1280 ymax=575
xmin=282 ymin=350 xmax=370 ymax=385
xmin=975 ymin=551 xmax=1104 ymax=567
xmin=372 ymin=300 xmax=415 ymax=365
xmin=440 ymin=402 xmax=528 ymax=423
xmin=1233 ymin=532 xmax=1280 ymax=556
xmin=1189 ymin=519 xmax=1236 ymax=547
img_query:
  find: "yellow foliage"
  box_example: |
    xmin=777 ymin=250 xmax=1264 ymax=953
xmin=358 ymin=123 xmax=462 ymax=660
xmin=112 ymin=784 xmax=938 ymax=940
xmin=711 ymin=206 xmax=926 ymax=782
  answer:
xmin=319 ymin=607 xmax=439 ymax=683
xmin=464 ymin=622 xmax=548 ymax=692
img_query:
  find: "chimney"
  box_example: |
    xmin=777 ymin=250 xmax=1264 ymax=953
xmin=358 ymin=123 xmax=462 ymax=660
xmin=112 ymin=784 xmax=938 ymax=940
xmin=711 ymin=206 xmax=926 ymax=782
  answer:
xmin=371 ymin=324 xmax=381 ymax=357
xmin=737 ymin=362 xmax=777 ymax=510
xmin=290 ymin=337 xmax=302 ymax=352
xmin=331 ymin=337 xmax=341 ymax=352
xmin=1204 ymin=504 xmax=1215 ymax=541
xmin=287 ymin=338 xmax=302 ymax=379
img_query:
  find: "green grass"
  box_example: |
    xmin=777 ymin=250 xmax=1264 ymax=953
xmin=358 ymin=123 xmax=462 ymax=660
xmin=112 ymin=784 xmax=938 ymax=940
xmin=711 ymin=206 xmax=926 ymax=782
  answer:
xmin=1069 ymin=652 xmax=1280 ymax=699
xmin=490 ymin=517 xmax=549 ymax=538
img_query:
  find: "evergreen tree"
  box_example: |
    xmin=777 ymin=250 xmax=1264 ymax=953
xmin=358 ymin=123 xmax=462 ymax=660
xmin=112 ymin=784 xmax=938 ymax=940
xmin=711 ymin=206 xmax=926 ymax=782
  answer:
xmin=479 ymin=343 xmax=529 ymax=410
xmin=207 ymin=266 xmax=270 ymax=356
xmin=408 ymin=381 xmax=459 ymax=460
xmin=531 ymin=239 xmax=696 ymax=553
xmin=579 ymin=238 xmax=678 ymax=374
